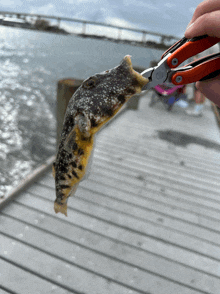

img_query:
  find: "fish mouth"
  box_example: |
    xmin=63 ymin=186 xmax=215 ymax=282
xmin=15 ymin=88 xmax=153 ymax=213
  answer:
xmin=123 ymin=55 xmax=149 ymax=88
xmin=123 ymin=55 xmax=133 ymax=68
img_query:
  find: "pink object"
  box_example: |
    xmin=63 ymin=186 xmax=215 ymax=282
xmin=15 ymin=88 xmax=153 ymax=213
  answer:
xmin=154 ymin=84 xmax=183 ymax=95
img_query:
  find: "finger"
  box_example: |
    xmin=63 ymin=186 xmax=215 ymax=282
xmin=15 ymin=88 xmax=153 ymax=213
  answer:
xmin=196 ymin=76 xmax=220 ymax=107
xmin=185 ymin=10 xmax=220 ymax=38
xmin=187 ymin=0 xmax=220 ymax=28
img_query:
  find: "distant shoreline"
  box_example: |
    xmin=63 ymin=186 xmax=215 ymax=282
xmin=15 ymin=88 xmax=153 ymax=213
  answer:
xmin=0 ymin=18 xmax=69 ymax=34
xmin=0 ymin=18 xmax=170 ymax=50
xmin=77 ymin=33 xmax=170 ymax=50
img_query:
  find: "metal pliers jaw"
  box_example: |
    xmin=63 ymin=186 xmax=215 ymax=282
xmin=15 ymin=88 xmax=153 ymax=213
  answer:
xmin=141 ymin=54 xmax=172 ymax=90
xmin=141 ymin=35 xmax=220 ymax=91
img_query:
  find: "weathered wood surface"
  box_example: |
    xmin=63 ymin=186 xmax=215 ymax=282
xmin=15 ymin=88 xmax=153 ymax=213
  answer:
xmin=1 ymin=100 xmax=220 ymax=293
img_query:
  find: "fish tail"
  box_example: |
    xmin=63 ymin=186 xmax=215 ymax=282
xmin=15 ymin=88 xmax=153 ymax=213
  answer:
xmin=54 ymin=200 xmax=68 ymax=216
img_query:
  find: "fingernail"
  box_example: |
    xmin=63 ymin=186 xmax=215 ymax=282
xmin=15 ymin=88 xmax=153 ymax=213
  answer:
xmin=185 ymin=22 xmax=195 ymax=37
xmin=185 ymin=22 xmax=194 ymax=32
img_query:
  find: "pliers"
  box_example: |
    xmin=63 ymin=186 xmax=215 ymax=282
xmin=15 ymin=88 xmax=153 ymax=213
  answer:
xmin=141 ymin=35 xmax=220 ymax=90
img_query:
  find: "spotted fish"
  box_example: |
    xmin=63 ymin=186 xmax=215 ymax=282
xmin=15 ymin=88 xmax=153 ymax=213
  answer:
xmin=53 ymin=55 xmax=149 ymax=216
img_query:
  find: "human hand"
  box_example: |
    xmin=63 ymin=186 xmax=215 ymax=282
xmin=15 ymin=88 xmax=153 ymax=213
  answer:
xmin=185 ymin=0 xmax=220 ymax=107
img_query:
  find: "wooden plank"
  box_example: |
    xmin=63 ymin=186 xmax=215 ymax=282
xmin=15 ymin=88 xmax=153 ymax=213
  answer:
xmin=40 ymin=172 xmax=220 ymax=235
xmin=0 ymin=208 xmax=218 ymax=294
xmin=0 ymin=232 xmax=203 ymax=294
xmin=86 ymin=164 xmax=220 ymax=210
xmin=36 ymin=172 xmax=220 ymax=230
xmin=41 ymin=166 xmax=220 ymax=218
xmin=90 ymin=158 xmax=220 ymax=209
xmin=99 ymin=126 xmax=220 ymax=166
xmin=40 ymin=172 xmax=220 ymax=215
xmin=95 ymin=144 xmax=220 ymax=185
xmin=45 ymin=149 xmax=220 ymax=208
xmin=98 ymin=132 xmax=220 ymax=170
xmin=96 ymin=133 xmax=220 ymax=175
xmin=89 ymin=158 xmax=220 ymax=199
xmin=36 ymin=173 xmax=220 ymax=246
xmin=0 ymin=287 xmax=14 ymax=294
xmin=76 ymin=186 xmax=220 ymax=245
xmin=34 ymin=185 xmax=220 ymax=263
xmin=38 ymin=175 xmax=220 ymax=246
xmin=8 ymin=195 xmax=220 ymax=278
xmin=85 ymin=176 xmax=220 ymax=233
xmin=0 ymin=233 xmax=142 ymax=294
xmin=0 ymin=258 xmax=70 ymax=294
xmin=86 ymin=171 xmax=220 ymax=220
xmin=44 ymin=139 xmax=220 ymax=212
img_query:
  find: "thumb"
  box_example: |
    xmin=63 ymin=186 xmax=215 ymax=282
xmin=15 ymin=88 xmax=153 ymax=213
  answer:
xmin=196 ymin=76 xmax=220 ymax=107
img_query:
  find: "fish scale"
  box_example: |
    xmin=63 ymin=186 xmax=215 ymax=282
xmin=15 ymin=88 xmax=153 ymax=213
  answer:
xmin=53 ymin=55 xmax=149 ymax=216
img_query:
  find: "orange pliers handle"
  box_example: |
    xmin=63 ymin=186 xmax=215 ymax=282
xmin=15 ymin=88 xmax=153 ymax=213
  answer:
xmin=141 ymin=35 xmax=220 ymax=89
xmin=163 ymin=35 xmax=220 ymax=85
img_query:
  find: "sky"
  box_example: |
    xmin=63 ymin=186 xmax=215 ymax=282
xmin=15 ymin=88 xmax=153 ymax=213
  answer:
xmin=0 ymin=0 xmax=203 ymax=37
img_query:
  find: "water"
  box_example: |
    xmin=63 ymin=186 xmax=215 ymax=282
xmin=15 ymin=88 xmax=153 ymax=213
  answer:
xmin=0 ymin=26 xmax=163 ymax=197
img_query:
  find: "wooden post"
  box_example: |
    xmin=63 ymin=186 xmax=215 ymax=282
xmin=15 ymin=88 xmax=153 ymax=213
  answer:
xmin=56 ymin=78 xmax=83 ymax=148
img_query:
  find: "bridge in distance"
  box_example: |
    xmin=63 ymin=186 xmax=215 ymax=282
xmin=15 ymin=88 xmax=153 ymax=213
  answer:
xmin=0 ymin=11 xmax=178 ymax=49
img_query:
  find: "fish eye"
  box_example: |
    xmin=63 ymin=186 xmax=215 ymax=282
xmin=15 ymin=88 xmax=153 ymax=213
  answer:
xmin=83 ymin=77 xmax=97 ymax=89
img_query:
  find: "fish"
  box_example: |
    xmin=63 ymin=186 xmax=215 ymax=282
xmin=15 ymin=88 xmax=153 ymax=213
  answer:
xmin=53 ymin=55 xmax=149 ymax=216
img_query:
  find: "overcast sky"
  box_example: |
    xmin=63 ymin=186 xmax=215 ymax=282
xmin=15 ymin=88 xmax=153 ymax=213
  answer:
xmin=0 ymin=0 xmax=203 ymax=37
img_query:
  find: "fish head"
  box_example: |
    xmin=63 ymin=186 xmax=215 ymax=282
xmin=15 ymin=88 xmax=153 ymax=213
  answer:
xmin=67 ymin=55 xmax=149 ymax=132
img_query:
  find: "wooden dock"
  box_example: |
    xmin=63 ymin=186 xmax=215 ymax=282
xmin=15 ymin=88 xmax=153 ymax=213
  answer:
xmin=1 ymin=92 xmax=220 ymax=294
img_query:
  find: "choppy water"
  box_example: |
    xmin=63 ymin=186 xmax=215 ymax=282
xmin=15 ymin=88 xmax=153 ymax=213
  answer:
xmin=0 ymin=26 xmax=163 ymax=197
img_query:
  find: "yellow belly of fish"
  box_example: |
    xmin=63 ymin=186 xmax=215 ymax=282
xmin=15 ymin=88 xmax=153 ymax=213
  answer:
xmin=54 ymin=128 xmax=94 ymax=216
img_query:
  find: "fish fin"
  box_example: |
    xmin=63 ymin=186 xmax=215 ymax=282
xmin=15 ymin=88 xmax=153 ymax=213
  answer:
xmin=54 ymin=201 xmax=67 ymax=217
xmin=69 ymin=182 xmax=80 ymax=196
xmin=75 ymin=112 xmax=91 ymax=137
xmin=63 ymin=126 xmax=77 ymax=153
xmin=52 ymin=162 xmax=56 ymax=178
xmin=63 ymin=113 xmax=91 ymax=153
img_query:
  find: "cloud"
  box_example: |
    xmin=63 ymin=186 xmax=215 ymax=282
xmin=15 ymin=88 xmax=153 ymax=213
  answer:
xmin=125 ymin=0 xmax=158 ymax=10
xmin=0 ymin=0 xmax=22 ymax=9
xmin=30 ymin=3 xmax=56 ymax=15
xmin=105 ymin=17 xmax=134 ymax=28
xmin=164 ymin=2 xmax=176 ymax=8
